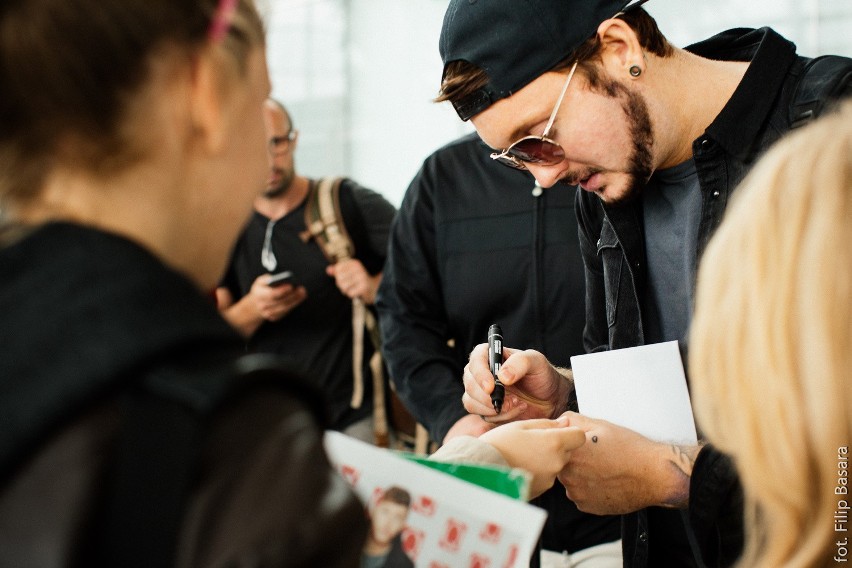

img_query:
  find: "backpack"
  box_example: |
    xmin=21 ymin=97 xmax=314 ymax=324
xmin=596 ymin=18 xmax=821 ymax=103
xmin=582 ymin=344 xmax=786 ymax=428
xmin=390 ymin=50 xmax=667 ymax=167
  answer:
xmin=301 ymin=177 xmax=432 ymax=454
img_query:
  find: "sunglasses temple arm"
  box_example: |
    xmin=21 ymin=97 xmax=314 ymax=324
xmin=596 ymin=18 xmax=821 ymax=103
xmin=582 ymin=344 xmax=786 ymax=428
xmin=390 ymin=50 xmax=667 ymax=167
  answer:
xmin=541 ymin=61 xmax=578 ymax=138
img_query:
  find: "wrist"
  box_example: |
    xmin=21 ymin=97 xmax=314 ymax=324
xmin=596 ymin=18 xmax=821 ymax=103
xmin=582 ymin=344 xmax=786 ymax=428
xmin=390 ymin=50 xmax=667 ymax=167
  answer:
xmin=654 ymin=442 xmax=703 ymax=508
xmin=553 ymin=367 xmax=575 ymax=416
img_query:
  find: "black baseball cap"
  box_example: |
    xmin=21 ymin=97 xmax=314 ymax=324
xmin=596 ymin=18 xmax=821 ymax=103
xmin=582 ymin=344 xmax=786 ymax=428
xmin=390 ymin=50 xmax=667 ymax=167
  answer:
xmin=439 ymin=0 xmax=650 ymax=121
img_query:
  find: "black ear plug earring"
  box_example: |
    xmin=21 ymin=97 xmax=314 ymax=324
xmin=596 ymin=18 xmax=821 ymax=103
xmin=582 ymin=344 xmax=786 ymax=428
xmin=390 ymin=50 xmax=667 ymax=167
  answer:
xmin=629 ymin=65 xmax=642 ymax=77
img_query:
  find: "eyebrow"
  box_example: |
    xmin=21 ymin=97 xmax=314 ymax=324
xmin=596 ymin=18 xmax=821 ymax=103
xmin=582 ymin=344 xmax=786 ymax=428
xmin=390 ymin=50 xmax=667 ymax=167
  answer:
xmin=488 ymin=119 xmax=542 ymax=151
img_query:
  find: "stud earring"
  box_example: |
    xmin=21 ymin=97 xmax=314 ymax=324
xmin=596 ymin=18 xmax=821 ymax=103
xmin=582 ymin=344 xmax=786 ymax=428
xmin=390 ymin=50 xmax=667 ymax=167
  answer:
xmin=629 ymin=65 xmax=642 ymax=77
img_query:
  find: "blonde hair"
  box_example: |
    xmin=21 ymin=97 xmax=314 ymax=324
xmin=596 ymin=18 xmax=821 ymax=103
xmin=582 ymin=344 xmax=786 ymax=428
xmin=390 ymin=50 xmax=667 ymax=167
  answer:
xmin=690 ymin=99 xmax=852 ymax=567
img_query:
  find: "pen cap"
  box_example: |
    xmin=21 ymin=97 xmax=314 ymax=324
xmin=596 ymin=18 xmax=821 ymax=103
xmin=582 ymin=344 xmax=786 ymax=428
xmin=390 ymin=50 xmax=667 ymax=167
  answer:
xmin=488 ymin=324 xmax=502 ymax=341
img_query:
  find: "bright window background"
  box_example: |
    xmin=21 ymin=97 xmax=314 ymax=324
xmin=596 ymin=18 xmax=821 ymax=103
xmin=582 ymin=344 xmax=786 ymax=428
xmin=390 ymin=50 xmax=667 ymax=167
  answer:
xmin=260 ymin=0 xmax=852 ymax=206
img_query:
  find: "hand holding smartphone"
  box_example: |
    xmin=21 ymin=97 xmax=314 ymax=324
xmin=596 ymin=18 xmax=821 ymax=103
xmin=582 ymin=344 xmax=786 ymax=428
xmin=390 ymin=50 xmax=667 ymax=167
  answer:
xmin=267 ymin=271 xmax=296 ymax=287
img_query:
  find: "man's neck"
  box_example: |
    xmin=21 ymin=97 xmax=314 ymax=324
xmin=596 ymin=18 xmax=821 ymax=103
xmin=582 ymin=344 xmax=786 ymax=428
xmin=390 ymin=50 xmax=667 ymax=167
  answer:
xmin=648 ymin=49 xmax=750 ymax=170
xmin=254 ymin=175 xmax=310 ymax=221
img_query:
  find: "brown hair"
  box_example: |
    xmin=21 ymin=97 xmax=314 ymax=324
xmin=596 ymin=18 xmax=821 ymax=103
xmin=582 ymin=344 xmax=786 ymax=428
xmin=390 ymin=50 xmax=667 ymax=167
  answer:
xmin=436 ymin=8 xmax=673 ymax=105
xmin=379 ymin=486 xmax=411 ymax=508
xmin=0 ymin=0 xmax=264 ymax=209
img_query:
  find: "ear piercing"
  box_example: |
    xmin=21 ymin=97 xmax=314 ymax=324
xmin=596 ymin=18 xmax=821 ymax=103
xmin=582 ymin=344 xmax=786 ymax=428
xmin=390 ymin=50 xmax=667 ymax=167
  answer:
xmin=629 ymin=65 xmax=642 ymax=77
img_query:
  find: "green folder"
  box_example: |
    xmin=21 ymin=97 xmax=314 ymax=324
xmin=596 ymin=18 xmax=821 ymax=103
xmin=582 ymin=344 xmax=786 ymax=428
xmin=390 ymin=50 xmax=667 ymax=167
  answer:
xmin=400 ymin=453 xmax=531 ymax=500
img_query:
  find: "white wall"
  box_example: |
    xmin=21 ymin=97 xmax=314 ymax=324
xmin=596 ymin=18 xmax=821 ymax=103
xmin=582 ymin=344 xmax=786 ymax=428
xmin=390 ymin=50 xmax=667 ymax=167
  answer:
xmin=264 ymin=0 xmax=852 ymax=207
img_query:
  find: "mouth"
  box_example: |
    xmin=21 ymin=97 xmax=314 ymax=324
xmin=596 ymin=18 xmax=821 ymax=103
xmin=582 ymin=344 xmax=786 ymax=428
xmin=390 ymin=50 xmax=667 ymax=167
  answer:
xmin=564 ymin=169 xmax=602 ymax=192
xmin=578 ymin=172 xmax=603 ymax=193
xmin=267 ymin=169 xmax=283 ymax=187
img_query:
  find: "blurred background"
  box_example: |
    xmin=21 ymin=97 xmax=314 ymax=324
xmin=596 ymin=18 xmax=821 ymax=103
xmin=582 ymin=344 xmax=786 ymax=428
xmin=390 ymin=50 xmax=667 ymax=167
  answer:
xmin=259 ymin=0 xmax=852 ymax=206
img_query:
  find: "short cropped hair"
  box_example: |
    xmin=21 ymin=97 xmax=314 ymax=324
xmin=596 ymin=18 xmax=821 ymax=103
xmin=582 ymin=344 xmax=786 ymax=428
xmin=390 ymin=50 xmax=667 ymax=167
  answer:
xmin=379 ymin=486 xmax=411 ymax=509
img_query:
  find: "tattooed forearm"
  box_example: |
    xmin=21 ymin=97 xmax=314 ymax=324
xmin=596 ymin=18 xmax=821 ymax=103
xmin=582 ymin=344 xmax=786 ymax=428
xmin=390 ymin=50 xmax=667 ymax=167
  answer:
xmin=661 ymin=444 xmax=704 ymax=508
xmin=670 ymin=444 xmax=701 ymax=476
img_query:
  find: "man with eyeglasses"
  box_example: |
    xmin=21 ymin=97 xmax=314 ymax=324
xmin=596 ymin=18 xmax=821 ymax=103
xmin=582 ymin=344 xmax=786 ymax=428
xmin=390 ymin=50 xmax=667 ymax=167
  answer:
xmin=216 ymin=98 xmax=397 ymax=440
xmin=436 ymin=1 xmax=852 ymax=567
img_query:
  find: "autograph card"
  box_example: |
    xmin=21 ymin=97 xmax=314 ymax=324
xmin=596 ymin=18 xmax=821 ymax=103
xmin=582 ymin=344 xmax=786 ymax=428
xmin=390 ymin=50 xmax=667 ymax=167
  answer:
xmin=324 ymin=431 xmax=546 ymax=567
xmin=571 ymin=340 xmax=698 ymax=444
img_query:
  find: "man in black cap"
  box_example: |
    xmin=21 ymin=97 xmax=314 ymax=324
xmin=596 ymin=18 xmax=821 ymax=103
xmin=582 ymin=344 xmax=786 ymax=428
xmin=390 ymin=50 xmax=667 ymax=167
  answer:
xmin=438 ymin=1 xmax=852 ymax=567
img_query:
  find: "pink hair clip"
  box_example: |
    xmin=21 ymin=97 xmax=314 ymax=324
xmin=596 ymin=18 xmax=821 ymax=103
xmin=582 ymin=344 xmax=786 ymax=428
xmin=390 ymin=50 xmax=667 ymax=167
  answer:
xmin=208 ymin=0 xmax=238 ymax=43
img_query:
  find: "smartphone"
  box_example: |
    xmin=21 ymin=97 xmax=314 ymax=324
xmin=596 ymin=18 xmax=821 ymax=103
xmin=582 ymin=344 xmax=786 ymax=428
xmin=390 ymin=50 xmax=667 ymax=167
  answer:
xmin=267 ymin=270 xmax=296 ymax=287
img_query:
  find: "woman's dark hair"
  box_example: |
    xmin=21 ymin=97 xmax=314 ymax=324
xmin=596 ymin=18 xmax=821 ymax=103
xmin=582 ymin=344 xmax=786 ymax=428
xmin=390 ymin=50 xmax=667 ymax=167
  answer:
xmin=0 ymin=0 xmax=264 ymax=207
xmin=437 ymin=8 xmax=673 ymax=105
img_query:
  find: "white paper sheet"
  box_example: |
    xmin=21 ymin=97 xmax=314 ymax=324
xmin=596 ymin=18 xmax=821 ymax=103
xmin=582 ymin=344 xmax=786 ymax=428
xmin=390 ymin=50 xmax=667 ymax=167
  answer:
xmin=570 ymin=340 xmax=697 ymax=444
xmin=324 ymin=431 xmax=547 ymax=567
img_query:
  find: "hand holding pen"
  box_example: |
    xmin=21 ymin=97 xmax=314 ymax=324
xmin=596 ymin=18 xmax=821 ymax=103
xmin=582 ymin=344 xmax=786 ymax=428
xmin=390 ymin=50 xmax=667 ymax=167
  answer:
xmin=462 ymin=340 xmax=573 ymax=422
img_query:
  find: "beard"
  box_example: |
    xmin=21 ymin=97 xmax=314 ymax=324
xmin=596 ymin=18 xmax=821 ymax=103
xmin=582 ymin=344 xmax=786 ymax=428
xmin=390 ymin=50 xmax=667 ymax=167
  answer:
xmin=264 ymin=166 xmax=295 ymax=198
xmin=618 ymin=85 xmax=654 ymax=205
xmin=561 ymin=78 xmax=654 ymax=206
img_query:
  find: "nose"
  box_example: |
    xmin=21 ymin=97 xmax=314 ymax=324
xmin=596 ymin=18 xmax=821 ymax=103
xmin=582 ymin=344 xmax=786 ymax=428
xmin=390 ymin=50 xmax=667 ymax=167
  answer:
xmin=526 ymin=163 xmax=562 ymax=189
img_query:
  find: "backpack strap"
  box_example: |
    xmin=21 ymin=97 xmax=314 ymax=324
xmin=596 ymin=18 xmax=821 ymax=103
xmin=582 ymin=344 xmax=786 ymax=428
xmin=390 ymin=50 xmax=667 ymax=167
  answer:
xmin=301 ymin=178 xmax=390 ymax=447
xmin=302 ymin=177 xmax=354 ymax=263
xmin=789 ymin=55 xmax=852 ymax=129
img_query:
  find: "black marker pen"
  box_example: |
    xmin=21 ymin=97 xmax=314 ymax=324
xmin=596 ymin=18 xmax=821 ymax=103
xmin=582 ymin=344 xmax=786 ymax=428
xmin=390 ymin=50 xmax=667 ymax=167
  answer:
xmin=488 ymin=324 xmax=505 ymax=414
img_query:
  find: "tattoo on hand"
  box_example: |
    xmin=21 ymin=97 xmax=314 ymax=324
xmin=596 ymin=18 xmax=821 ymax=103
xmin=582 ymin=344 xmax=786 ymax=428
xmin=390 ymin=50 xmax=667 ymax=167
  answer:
xmin=670 ymin=444 xmax=699 ymax=476
xmin=662 ymin=444 xmax=701 ymax=508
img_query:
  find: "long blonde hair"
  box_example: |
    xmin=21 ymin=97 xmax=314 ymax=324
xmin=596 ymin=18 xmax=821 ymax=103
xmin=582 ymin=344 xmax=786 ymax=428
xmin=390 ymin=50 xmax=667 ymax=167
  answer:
xmin=690 ymin=99 xmax=852 ymax=567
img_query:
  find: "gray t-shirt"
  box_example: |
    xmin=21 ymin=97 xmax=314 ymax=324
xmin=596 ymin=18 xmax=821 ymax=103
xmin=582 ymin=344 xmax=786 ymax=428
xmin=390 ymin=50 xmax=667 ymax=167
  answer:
xmin=642 ymin=159 xmax=701 ymax=345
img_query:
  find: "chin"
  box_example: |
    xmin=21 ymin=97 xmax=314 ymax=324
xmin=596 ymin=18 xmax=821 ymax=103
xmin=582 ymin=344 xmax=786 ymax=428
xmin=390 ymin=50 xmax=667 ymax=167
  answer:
xmin=599 ymin=179 xmax=644 ymax=206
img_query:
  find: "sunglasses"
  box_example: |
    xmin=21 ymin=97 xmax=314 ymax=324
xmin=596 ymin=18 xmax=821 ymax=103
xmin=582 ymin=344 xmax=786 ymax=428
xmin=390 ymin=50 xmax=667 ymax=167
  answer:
xmin=490 ymin=61 xmax=578 ymax=171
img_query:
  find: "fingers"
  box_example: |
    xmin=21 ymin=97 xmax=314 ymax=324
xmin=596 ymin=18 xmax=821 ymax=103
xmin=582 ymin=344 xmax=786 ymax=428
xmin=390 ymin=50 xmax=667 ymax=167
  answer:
xmin=257 ymin=285 xmax=306 ymax=321
xmin=327 ymin=260 xmax=371 ymax=299
xmin=478 ymin=419 xmax=586 ymax=498
xmin=461 ymin=379 xmax=496 ymax=417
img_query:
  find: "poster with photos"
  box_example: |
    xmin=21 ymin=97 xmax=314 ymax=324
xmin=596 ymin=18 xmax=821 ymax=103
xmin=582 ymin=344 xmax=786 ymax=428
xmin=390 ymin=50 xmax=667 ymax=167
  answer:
xmin=324 ymin=431 xmax=547 ymax=568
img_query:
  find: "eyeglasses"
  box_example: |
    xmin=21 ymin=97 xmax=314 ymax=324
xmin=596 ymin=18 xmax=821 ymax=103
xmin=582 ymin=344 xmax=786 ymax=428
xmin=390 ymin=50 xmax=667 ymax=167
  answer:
xmin=490 ymin=61 xmax=578 ymax=171
xmin=268 ymin=131 xmax=297 ymax=156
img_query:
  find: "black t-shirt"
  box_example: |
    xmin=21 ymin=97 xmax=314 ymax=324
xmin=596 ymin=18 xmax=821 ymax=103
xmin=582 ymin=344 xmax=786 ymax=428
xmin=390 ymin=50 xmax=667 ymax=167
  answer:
xmin=221 ymin=179 xmax=396 ymax=429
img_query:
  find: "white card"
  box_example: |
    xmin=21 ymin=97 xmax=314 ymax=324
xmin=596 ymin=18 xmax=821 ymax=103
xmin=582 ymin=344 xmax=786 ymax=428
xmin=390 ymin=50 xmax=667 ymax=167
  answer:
xmin=570 ymin=341 xmax=697 ymax=444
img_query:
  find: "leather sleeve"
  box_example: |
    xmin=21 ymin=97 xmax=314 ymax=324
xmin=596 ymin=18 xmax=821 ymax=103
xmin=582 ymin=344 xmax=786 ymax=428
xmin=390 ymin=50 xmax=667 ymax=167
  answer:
xmin=688 ymin=444 xmax=744 ymax=568
xmin=177 ymin=387 xmax=367 ymax=568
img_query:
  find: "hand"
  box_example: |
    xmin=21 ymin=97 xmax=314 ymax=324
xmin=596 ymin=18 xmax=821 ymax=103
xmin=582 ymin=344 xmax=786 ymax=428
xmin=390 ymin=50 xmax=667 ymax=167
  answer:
xmin=480 ymin=415 xmax=586 ymax=498
xmin=442 ymin=413 xmax=496 ymax=444
xmin=326 ymin=259 xmax=380 ymax=303
xmin=248 ymin=273 xmax=307 ymax=321
xmin=461 ymin=344 xmax=570 ymax=424
xmin=556 ymin=412 xmax=698 ymax=515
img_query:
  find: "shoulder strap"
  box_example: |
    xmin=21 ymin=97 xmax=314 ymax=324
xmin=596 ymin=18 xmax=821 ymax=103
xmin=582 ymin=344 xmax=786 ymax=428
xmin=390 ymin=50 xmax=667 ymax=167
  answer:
xmin=789 ymin=55 xmax=852 ymax=129
xmin=301 ymin=178 xmax=390 ymax=446
xmin=302 ymin=177 xmax=354 ymax=263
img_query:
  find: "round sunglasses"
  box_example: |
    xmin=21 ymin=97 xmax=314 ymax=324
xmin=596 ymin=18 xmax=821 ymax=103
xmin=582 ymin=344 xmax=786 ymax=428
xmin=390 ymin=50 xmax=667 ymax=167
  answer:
xmin=489 ymin=61 xmax=578 ymax=171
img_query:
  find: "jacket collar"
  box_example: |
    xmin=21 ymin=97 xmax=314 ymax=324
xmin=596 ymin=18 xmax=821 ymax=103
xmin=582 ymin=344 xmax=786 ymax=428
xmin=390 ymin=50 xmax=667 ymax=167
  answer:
xmin=687 ymin=27 xmax=798 ymax=161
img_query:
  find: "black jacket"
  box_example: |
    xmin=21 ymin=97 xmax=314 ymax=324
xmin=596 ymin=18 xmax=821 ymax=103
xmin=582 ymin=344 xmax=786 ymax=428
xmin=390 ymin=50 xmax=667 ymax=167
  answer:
xmin=576 ymin=28 xmax=852 ymax=567
xmin=0 ymin=223 xmax=367 ymax=567
xmin=376 ymin=133 xmax=620 ymax=554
